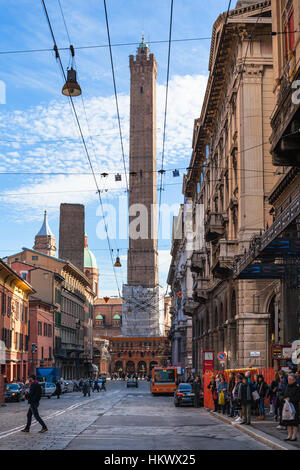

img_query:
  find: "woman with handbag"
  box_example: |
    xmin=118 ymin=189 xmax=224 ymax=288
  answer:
xmin=217 ymin=375 xmax=228 ymax=415
xmin=282 ymin=373 xmax=300 ymax=441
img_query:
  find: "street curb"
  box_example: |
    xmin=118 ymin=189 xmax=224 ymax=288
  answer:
xmin=206 ymin=409 xmax=298 ymax=451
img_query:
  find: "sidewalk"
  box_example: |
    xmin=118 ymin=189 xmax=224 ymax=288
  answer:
xmin=207 ymin=409 xmax=299 ymax=450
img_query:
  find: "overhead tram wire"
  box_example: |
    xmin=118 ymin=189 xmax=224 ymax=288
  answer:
xmin=0 ymin=31 xmax=298 ymax=56
xmin=158 ymin=0 xmax=174 ymax=250
xmin=103 ymin=0 xmax=129 ymax=194
xmin=40 ymin=0 xmax=121 ymax=297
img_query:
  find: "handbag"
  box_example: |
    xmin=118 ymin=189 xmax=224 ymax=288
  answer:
xmin=252 ymin=390 xmax=260 ymax=401
xmin=282 ymin=401 xmax=296 ymax=421
xmin=218 ymin=390 xmax=225 ymax=406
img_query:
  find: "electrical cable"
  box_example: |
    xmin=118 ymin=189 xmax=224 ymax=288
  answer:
xmin=40 ymin=0 xmax=121 ymax=297
xmin=158 ymin=0 xmax=174 ymax=248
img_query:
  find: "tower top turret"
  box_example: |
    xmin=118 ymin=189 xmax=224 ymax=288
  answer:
xmin=137 ymin=35 xmax=149 ymax=57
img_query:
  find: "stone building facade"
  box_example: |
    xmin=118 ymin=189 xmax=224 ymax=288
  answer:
xmin=168 ymin=203 xmax=195 ymax=370
xmin=232 ymin=0 xmax=300 ymax=368
xmin=0 ymin=259 xmax=35 ymax=387
xmin=180 ymin=0 xmax=282 ymax=372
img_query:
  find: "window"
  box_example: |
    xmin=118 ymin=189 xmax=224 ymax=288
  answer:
xmin=44 ymin=323 xmax=48 ymax=336
xmin=24 ymin=307 xmax=28 ymax=323
xmin=48 ymin=324 xmax=52 ymax=337
xmin=283 ymin=7 xmax=295 ymax=59
xmin=20 ymin=271 xmax=28 ymax=280
xmin=32 ymin=256 xmax=38 ymax=261
xmin=1 ymin=293 xmax=6 ymax=315
xmin=41 ymin=346 xmax=44 ymax=359
xmin=49 ymin=347 xmax=52 ymax=360
xmin=7 ymin=297 xmax=11 ymax=317
xmin=38 ymin=322 xmax=42 ymax=336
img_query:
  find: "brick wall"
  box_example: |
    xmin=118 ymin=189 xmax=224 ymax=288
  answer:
xmin=59 ymin=203 xmax=84 ymax=271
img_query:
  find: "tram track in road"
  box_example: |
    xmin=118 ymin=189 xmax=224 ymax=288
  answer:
xmin=0 ymin=390 xmax=120 ymax=441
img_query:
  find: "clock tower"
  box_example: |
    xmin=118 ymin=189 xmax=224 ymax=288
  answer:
xmin=122 ymin=38 xmax=164 ymax=337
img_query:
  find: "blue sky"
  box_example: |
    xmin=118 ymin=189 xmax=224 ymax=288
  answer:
xmin=0 ymin=0 xmax=230 ymax=296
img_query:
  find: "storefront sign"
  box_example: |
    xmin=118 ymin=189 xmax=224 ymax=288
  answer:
xmin=271 ymin=344 xmax=292 ymax=360
xmin=203 ymin=350 xmax=214 ymax=373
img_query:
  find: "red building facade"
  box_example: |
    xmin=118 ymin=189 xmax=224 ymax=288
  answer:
xmin=0 ymin=260 xmax=35 ymax=401
xmin=29 ymin=299 xmax=55 ymax=374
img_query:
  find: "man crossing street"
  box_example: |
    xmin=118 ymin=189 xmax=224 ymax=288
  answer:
xmin=21 ymin=375 xmax=48 ymax=433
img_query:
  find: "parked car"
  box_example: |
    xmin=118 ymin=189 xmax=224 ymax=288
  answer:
xmin=5 ymin=383 xmax=26 ymax=402
xmin=127 ymin=377 xmax=138 ymax=388
xmin=64 ymin=380 xmax=75 ymax=393
xmin=39 ymin=382 xmax=56 ymax=398
xmin=174 ymin=383 xmax=195 ymax=407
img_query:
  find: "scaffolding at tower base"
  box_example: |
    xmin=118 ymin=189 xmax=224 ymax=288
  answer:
xmin=121 ymin=285 xmax=165 ymax=337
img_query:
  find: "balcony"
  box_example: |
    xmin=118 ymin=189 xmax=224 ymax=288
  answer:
xmin=190 ymin=249 xmax=206 ymax=273
xmin=192 ymin=276 xmax=209 ymax=303
xmin=183 ymin=297 xmax=199 ymax=317
xmin=271 ymin=57 xmax=300 ymax=167
xmin=204 ymin=212 xmax=227 ymax=242
xmin=211 ymin=239 xmax=238 ymax=279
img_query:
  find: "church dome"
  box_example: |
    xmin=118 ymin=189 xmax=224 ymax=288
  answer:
xmin=84 ymin=234 xmax=98 ymax=270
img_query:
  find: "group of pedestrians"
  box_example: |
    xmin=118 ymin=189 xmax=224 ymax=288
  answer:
xmin=207 ymin=370 xmax=300 ymax=441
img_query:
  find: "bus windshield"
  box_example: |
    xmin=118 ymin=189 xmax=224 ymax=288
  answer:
xmin=154 ymin=369 xmax=175 ymax=383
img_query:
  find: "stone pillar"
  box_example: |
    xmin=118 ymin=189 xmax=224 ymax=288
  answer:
xmin=236 ymin=314 xmax=269 ymax=368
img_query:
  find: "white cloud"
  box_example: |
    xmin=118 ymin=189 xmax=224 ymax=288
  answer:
xmin=0 ymin=73 xmax=207 ymax=219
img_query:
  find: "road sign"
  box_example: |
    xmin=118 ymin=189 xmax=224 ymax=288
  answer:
xmin=203 ymin=350 xmax=214 ymax=373
xmin=217 ymin=352 xmax=227 ymax=361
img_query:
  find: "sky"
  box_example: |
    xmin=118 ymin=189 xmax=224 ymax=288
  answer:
xmin=0 ymin=0 xmax=231 ymax=297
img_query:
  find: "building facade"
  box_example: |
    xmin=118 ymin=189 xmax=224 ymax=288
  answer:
xmin=168 ymin=203 xmax=195 ymax=371
xmin=232 ymin=0 xmax=300 ymax=369
xmin=0 ymin=259 xmax=35 ymax=388
xmin=6 ymin=211 xmax=95 ymax=379
xmin=179 ymin=0 xmax=282 ymax=373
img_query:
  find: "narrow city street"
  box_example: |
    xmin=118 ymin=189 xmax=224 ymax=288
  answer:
xmin=0 ymin=381 xmax=270 ymax=450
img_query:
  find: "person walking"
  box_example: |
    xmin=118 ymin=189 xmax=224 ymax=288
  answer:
xmin=53 ymin=380 xmax=62 ymax=399
xmin=256 ymin=375 xmax=269 ymax=420
xmin=93 ymin=379 xmax=100 ymax=392
xmin=239 ymin=376 xmax=253 ymax=425
xmin=100 ymin=376 xmax=106 ymax=391
xmin=282 ymin=373 xmax=300 ymax=442
xmin=21 ymin=375 xmax=48 ymax=433
xmin=82 ymin=380 xmax=90 ymax=397
xmin=207 ymin=375 xmax=218 ymax=412
xmin=192 ymin=376 xmax=202 ymax=408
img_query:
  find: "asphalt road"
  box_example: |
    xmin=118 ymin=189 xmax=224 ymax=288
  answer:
xmin=0 ymin=380 xmax=270 ymax=450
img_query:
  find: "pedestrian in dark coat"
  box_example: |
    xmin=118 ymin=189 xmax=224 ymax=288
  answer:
xmin=238 ymin=376 xmax=253 ymax=425
xmin=82 ymin=381 xmax=90 ymax=397
xmin=93 ymin=380 xmax=100 ymax=392
xmin=21 ymin=375 xmax=48 ymax=433
xmin=256 ymin=375 xmax=269 ymax=420
xmin=192 ymin=376 xmax=202 ymax=408
xmin=54 ymin=381 xmax=62 ymax=399
xmin=282 ymin=373 xmax=300 ymax=441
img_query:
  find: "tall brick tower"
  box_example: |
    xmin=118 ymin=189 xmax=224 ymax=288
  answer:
xmin=127 ymin=37 xmax=158 ymax=288
xmin=122 ymin=38 xmax=164 ymax=337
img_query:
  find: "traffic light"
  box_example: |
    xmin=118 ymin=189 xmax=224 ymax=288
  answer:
xmin=31 ymin=343 xmax=37 ymax=353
